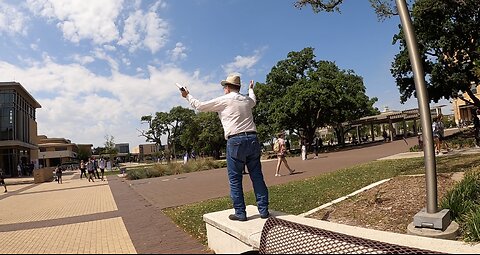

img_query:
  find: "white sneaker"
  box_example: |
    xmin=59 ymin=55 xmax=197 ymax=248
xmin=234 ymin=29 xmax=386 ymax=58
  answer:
xmin=275 ymin=173 xmax=281 ymax=177
xmin=438 ymin=152 xmax=444 ymax=156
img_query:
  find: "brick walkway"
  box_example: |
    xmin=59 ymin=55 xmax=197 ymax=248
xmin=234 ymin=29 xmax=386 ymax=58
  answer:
xmin=0 ymin=130 xmax=464 ymax=254
xmin=0 ymin=173 xmax=136 ymax=254
xmin=107 ymin=176 xmax=209 ymax=254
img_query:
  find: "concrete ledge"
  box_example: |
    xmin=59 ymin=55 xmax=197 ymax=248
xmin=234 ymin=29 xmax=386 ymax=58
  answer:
xmin=204 ymin=205 xmax=480 ymax=254
xmin=203 ymin=205 xmax=287 ymax=254
xmin=407 ymin=221 xmax=460 ymax=240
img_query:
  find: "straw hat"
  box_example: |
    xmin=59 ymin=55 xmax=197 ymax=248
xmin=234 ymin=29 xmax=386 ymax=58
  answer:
xmin=221 ymin=74 xmax=241 ymax=87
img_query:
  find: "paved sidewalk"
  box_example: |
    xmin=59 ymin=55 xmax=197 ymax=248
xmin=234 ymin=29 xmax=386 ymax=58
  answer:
xmin=0 ymin=172 xmax=136 ymax=254
xmin=2 ymin=128 xmax=477 ymax=254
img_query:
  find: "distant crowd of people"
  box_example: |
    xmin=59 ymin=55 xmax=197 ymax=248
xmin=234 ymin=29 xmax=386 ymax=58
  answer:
xmin=79 ymin=157 xmax=108 ymax=182
xmin=16 ymin=162 xmax=35 ymax=177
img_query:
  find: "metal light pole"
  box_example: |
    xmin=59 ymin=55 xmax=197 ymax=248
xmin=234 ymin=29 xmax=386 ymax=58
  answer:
xmin=395 ymin=0 xmax=452 ymax=231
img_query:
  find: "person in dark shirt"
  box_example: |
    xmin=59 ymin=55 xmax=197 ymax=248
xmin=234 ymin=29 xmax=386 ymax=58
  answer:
xmin=473 ymin=109 xmax=480 ymax=148
xmin=0 ymin=169 xmax=7 ymax=192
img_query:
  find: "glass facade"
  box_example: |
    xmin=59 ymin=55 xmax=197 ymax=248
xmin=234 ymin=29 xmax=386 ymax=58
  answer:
xmin=0 ymin=87 xmax=37 ymax=176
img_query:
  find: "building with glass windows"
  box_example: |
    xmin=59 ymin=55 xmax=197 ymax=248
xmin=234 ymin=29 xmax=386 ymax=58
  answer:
xmin=37 ymin=135 xmax=80 ymax=168
xmin=0 ymin=82 xmax=42 ymax=177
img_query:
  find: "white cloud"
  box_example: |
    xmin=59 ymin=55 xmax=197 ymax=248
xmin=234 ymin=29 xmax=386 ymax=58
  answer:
xmin=0 ymin=57 xmax=219 ymax=148
xmin=222 ymin=48 xmax=265 ymax=75
xmin=103 ymin=45 xmax=117 ymax=52
xmin=27 ymin=0 xmax=123 ymax=44
xmin=169 ymin=42 xmax=187 ymax=61
xmin=119 ymin=3 xmax=169 ymax=54
xmin=0 ymin=2 xmax=29 ymax=36
xmin=93 ymin=48 xmax=119 ymax=71
xmin=72 ymin=54 xmax=95 ymax=65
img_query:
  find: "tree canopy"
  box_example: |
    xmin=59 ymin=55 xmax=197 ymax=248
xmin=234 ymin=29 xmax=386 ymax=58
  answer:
xmin=391 ymin=0 xmax=480 ymax=107
xmin=294 ymin=0 xmax=401 ymax=20
xmin=140 ymin=106 xmax=195 ymax=161
xmin=295 ymin=0 xmax=480 ymax=108
xmin=254 ymin=47 xmax=378 ymax=145
xmin=180 ymin=112 xmax=225 ymax=159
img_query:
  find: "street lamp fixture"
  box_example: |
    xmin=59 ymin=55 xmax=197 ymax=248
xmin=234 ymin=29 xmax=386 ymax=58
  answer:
xmin=395 ymin=0 xmax=455 ymax=234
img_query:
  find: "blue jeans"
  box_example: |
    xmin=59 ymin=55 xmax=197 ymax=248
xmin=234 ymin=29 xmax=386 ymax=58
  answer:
xmin=227 ymin=134 xmax=269 ymax=218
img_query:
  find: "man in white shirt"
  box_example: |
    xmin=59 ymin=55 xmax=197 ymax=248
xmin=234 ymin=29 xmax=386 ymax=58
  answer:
xmin=98 ymin=158 xmax=106 ymax=181
xmin=180 ymin=74 xmax=269 ymax=221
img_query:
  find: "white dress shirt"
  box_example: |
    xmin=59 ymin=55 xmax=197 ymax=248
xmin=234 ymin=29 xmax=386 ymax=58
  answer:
xmin=186 ymin=88 xmax=257 ymax=140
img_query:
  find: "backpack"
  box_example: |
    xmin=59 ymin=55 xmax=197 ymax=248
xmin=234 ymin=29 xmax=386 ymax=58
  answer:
xmin=273 ymin=140 xmax=280 ymax=152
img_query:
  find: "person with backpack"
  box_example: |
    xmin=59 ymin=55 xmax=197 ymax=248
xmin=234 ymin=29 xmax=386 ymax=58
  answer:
xmin=55 ymin=165 xmax=63 ymax=184
xmin=274 ymin=132 xmax=295 ymax=177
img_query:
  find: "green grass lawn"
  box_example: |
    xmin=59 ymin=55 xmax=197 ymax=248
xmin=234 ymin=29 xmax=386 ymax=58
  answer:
xmin=162 ymin=154 xmax=480 ymax=245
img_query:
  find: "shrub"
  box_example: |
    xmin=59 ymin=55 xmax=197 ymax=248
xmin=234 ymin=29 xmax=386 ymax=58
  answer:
xmin=409 ymin=145 xmax=421 ymax=152
xmin=440 ymin=171 xmax=480 ymax=220
xmin=446 ymin=137 xmax=475 ymax=150
xmin=125 ymin=158 xmax=227 ymax=180
xmin=463 ymin=207 xmax=480 ymax=242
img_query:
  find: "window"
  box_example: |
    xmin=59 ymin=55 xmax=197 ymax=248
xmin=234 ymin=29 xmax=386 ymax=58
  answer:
xmin=55 ymin=147 xmax=67 ymax=151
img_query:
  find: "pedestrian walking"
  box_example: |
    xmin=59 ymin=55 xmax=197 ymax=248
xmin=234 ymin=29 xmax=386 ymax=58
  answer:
xmin=433 ymin=114 xmax=449 ymax=155
xmin=0 ymin=169 xmax=7 ymax=193
xmin=80 ymin=160 xmax=87 ymax=179
xmin=313 ymin=135 xmax=322 ymax=159
xmin=17 ymin=163 xmax=22 ymax=177
xmin=93 ymin=158 xmax=100 ymax=179
xmin=274 ymin=132 xmax=295 ymax=177
xmin=55 ymin=165 xmax=63 ymax=184
xmin=180 ymin=74 xmax=269 ymax=221
xmin=98 ymin=158 xmax=106 ymax=181
xmin=473 ymin=109 xmax=480 ymax=148
xmin=86 ymin=157 xmax=95 ymax=182
xmin=301 ymin=139 xmax=307 ymax=160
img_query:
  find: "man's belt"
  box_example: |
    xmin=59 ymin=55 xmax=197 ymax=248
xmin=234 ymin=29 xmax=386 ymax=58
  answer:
xmin=228 ymin=131 xmax=257 ymax=139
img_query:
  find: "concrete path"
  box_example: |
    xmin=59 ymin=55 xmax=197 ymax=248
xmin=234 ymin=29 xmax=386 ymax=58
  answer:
xmin=128 ymin=137 xmax=418 ymax=209
xmin=0 ymin=173 xmax=136 ymax=254
xmin=2 ymin=128 xmax=473 ymax=254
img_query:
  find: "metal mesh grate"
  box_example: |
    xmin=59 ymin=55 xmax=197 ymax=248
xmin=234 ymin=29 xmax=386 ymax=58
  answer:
xmin=259 ymin=217 xmax=444 ymax=254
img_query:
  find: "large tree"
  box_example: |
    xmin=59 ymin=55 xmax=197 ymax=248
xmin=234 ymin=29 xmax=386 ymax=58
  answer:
xmin=295 ymin=0 xmax=480 ymax=108
xmin=255 ymin=47 xmax=378 ymax=145
xmin=180 ymin=112 xmax=225 ymax=159
xmin=140 ymin=106 xmax=195 ymax=161
xmin=391 ymin=0 xmax=480 ymax=107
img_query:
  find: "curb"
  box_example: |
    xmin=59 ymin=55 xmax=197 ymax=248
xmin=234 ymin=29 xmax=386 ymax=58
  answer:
xmin=298 ymin=178 xmax=391 ymax=217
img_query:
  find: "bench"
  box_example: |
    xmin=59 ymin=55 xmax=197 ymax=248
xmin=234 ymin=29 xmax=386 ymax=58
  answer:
xmin=259 ymin=217 xmax=440 ymax=254
xmin=203 ymin=206 xmax=479 ymax=254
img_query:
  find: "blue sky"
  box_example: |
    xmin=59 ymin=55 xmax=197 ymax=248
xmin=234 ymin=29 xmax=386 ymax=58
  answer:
xmin=0 ymin=0 xmax=451 ymax=148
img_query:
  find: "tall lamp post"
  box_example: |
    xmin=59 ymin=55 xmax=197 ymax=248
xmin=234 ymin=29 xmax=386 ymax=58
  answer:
xmin=395 ymin=0 xmax=457 ymax=235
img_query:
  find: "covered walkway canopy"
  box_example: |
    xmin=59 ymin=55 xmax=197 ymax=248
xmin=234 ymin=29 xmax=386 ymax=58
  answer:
xmin=342 ymin=105 xmax=446 ymax=142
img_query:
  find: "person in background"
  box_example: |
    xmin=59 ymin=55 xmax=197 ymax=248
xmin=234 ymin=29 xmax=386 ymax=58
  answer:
xmin=301 ymin=138 xmax=308 ymax=160
xmin=473 ymin=109 xmax=480 ymax=148
xmin=432 ymin=114 xmax=449 ymax=155
xmin=17 ymin=163 xmax=22 ymax=177
xmin=98 ymin=157 xmax=106 ymax=181
xmin=0 ymin=169 xmax=7 ymax=193
xmin=55 ymin=165 xmax=63 ymax=184
xmin=313 ymin=135 xmax=322 ymax=159
xmin=80 ymin=160 xmax=87 ymax=179
xmin=275 ymin=132 xmax=295 ymax=177
xmin=285 ymin=139 xmax=291 ymax=153
xmin=86 ymin=157 xmax=95 ymax=182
